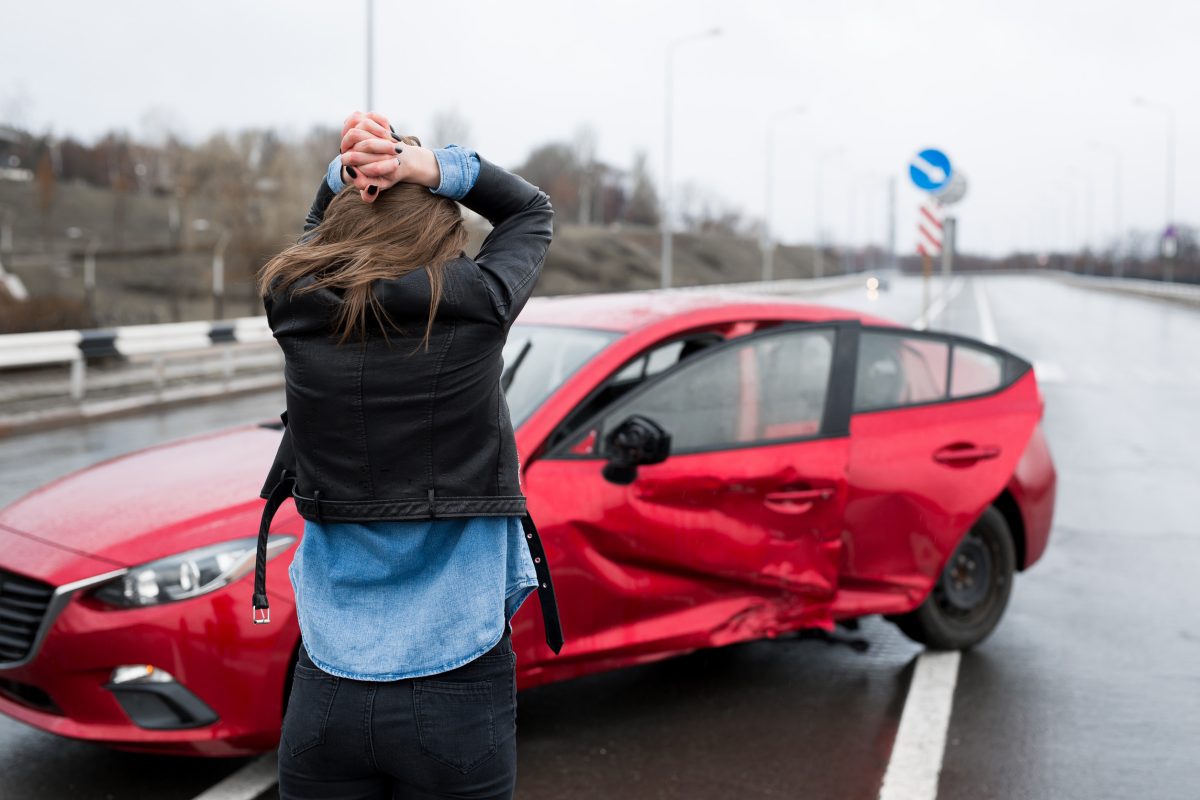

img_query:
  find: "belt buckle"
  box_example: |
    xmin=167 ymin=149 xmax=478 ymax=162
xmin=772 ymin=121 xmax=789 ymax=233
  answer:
xmin=253 ymin=607 xmax=271 ymax=624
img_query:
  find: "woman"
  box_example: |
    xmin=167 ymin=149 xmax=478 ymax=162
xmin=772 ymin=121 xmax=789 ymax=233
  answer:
xmin=253 ymin=111 xmax=562 ymax=800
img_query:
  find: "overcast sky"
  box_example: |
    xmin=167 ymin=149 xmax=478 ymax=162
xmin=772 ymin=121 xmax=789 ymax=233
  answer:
xmin=1 ymin=0 xmax=1194 ymax=256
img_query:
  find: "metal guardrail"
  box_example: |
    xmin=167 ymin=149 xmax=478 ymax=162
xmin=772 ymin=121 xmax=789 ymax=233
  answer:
xmin=1053 ymin=272 xmax=1200 ymax=305
xmin=5 ymin=269 xmax=1189 ymax=407
xmin=0 ymin=276 xmax=874 ymax=400
xmin=0 ymin=317 xmax=274 ymax=401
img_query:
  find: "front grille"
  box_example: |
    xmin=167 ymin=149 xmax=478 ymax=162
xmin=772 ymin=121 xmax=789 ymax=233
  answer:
xmin=0 ymin=567 xmax=55 ymax=664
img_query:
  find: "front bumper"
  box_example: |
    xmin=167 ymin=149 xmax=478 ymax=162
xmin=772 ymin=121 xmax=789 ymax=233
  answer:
xmin=0 ymin=563 xmax=299 ymax=756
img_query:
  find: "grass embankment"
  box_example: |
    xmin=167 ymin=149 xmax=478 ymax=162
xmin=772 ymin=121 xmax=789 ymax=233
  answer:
xmin=1 ymin=180 xmax=824 ymax=332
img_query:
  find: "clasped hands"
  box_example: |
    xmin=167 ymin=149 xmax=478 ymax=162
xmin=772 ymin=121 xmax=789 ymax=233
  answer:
xmin=337 ymin=111 xmax=441 ymax=203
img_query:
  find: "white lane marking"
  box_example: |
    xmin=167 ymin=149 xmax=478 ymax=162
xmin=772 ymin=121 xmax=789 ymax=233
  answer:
xmin=190 ymin=753 xmax=277 ymax=800
xmin=878 ymin=651 xmax=962 ymax=800
xmin=972 ymin=280 xmax=998 ymax=345
xmin=1033 ymin=360 xmax=1067 ymax=384
xmin=911 ymin=277 xmax=964 ymax=329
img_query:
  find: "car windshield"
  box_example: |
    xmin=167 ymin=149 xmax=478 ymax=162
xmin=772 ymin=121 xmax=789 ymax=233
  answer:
xmin=502 ymin=324 xmax=620 ymax=426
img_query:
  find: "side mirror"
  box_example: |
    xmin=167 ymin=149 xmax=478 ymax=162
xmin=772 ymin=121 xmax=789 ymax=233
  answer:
xmin=601 ymin=415 xmax=671 ymax=485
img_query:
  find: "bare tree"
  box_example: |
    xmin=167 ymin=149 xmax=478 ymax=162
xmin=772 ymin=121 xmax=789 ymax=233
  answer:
xmin=624 ymin=151 xmax=659 ymax=227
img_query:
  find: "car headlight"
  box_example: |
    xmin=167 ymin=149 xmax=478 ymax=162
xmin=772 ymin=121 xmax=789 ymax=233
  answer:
xmin=90 ymin=536 xmax=296 ymax=608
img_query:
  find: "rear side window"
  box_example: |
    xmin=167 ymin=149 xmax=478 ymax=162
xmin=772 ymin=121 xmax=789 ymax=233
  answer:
xmin=854 ymin=332 xmax=949 ymax=411
xmin=950 ymin=344 xmax=1004 ymax=398
xmin=853 ymin=330 xmax=1027 ymax=412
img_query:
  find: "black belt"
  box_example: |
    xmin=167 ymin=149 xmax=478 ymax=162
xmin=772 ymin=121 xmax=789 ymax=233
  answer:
xmin=252 ymin=471 xmax=565 ymax=655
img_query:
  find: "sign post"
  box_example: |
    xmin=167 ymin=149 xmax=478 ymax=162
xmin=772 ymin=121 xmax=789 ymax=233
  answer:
xmin=917 ymin=202 xmax=944 ymax=320
xmin=909 ymin=147 xmax=966 ymax=326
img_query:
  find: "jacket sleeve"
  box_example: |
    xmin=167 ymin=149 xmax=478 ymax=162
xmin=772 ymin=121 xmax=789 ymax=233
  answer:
xmin=457 ymin=155 xmax=554 ymax=327
xmin=299 ymin=176 xmax=337 ymax=243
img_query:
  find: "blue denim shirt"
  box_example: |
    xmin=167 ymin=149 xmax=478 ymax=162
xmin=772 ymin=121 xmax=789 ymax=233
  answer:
xmin=292 ymin=146 xmax=537 ymax=681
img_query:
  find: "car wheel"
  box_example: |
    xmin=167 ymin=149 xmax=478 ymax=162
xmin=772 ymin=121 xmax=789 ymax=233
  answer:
xmin=891 ymin=506 xmax=1016 ymax=650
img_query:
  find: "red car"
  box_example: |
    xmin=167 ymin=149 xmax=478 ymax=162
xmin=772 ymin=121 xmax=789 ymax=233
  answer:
xmin=0 ymin=291 xmax=1055 ymax=755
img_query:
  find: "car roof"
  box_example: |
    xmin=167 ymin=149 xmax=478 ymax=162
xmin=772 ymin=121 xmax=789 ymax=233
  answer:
xmin=515 ymin=287 xmax=894 ymax=333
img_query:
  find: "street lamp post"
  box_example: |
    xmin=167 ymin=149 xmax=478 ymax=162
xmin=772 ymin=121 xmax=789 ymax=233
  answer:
xmin=365 ymin=0 xmax=375 ymax=110
xmin=193 ymin=219 xmax=232 ymax=320
xmin=1134 ymin=97 xmax=1177 ymax=274
xmin=1065 ymin=167 xmax=1095 ymax=256
xmin=1089 ymin=140 xmax=1123 ymax=253
xmin=661 ymin=27 xmax=721 ymax=290
xmin=212 ymin=229 xmax=232 ymax=320
xmin=0 ymin=206 xmax=12 ymax=254
xmin=761 ymin=106 xmax=806 ymax=282
xmin=813 ymin=147 xmax=844 ymax=279
xmin=66 ymin=227 xmax=100 ymax=316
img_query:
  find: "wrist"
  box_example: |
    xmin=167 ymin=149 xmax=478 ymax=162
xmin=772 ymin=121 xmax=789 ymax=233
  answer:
xmin=410 ymin=147 xmax=442 ymax=190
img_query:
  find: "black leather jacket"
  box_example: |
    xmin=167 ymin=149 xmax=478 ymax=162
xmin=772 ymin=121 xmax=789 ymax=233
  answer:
xmin=251 ymin=155 xmax=563 ymax=653
xmin=259 ymin=154 xmax=551 ymax=518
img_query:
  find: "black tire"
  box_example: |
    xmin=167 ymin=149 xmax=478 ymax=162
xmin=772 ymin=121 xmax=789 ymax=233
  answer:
xmin=890 ymin=506 xmax=1016 ymax=650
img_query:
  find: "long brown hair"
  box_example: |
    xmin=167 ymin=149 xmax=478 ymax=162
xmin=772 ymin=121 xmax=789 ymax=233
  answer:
xmin=256 ymin=136 xmax=468 ymax=350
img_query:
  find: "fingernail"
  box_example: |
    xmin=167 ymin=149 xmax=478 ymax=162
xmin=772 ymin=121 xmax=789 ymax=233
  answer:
xmin=345 ymin=165 xmax=358 ymax=178
xmin=394 ymin=144 xmax=403 ymax=154
xmin=391 ymin=131 xmax=402 ymax=143
xmin=367 ymin=185 xmax=378 ymax=196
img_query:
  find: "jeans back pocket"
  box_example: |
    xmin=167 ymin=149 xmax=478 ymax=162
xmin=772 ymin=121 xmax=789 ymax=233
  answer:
xmin=282 ymin=662 xmax=340 ymax=757
xmin=414 ymin=678 xmax=497 ymax=773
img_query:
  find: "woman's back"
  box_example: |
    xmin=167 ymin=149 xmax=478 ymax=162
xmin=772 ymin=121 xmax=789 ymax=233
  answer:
xmin=260 ymin=116 xmax=558 ymax=800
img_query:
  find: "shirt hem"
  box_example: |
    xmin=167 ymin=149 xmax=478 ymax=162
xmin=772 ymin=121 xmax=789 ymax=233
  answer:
xmin=303 ymin=578 xmax=538 ymax=682
xmin=304 ymin=627 xmax=507 ymax=682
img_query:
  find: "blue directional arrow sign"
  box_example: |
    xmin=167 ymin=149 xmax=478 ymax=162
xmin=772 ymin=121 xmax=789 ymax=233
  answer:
xmin=909 ymin=148 xmax=953 ymax=192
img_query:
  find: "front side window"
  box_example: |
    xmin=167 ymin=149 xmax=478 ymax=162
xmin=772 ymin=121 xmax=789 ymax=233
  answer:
xmin=590 ymin=328 xmax=836 ymax=454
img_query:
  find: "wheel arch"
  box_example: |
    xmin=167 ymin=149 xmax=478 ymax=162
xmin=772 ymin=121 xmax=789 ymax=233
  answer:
xmin=991 ymin=489 xmax=1027 ymax=571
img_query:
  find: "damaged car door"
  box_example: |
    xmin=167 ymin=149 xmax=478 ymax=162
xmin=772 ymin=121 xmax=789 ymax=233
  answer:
xmin=523 ymin=322 xmax=859 ymax=656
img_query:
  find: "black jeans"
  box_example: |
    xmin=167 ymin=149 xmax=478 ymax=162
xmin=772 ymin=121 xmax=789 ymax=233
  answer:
xmin=278 ymin=627 xmax=517 ymax=800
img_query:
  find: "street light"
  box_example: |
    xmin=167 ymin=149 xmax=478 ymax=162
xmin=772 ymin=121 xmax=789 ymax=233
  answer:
xmin=813 ymin=147 xmax=845 ymax=279
xmin=0 ymin=205 xmax=12 ymax=254
xmin=661 ymin=27 xmax=722 ymax=289
xmin=365 ymin=0 xmax=375 ymax=109
xmin=1065 ymin=167 xmax=1095 ymax=255
xmin=66 ymin=226 xmax=101 ymax=315
xmin=1087 ymin=141 xmax=1123 ymax=258
xmin=761 ymin=105 xmax=806 ymax=282
xmin=193 ymin=219 xmax=232 ymax=320
xmin=1133 ymin=96 xmax=1177 ymax=264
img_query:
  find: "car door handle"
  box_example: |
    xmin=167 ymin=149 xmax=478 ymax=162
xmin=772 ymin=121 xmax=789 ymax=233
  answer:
xmin=933 ymin=444 xmax=1001 ymax=465
xmin=763 ymin=488 xmax=834 ymax=514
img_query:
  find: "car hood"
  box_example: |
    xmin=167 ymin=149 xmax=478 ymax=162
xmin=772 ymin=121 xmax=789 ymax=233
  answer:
xmin=0 ymin=423 xmax=283 ymax=567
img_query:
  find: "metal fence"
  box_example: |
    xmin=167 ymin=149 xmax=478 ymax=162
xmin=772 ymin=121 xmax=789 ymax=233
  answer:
xmin=0 ymin=317 xmax=277 ymax=401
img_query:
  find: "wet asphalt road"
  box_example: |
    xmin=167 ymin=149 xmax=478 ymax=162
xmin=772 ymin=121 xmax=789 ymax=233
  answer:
xmin=0 ymin=273 xmax=1197 ymax=800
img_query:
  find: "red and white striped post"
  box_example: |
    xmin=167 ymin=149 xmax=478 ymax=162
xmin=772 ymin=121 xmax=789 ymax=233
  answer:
xmin=917 ymin=202 xmax=943 ymax=322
